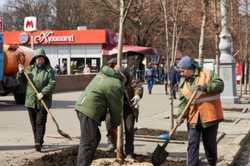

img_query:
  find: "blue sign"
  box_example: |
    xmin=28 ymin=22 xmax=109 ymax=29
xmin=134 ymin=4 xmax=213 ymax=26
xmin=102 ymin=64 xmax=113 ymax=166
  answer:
xmin=0 ymin=33 xmax=3 ymax=81
xmin=19 ymin=32 xmax=29 ymax=44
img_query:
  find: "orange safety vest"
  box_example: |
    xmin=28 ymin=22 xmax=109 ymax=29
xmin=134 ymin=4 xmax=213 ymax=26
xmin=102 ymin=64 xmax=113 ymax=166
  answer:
xmin=180 ymin=69 xmax=224 ymax=125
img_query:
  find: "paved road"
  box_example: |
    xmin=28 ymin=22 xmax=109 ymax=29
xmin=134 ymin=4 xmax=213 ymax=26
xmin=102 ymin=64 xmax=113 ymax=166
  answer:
xmin=1 ymin=84 xmax=250 ymax=165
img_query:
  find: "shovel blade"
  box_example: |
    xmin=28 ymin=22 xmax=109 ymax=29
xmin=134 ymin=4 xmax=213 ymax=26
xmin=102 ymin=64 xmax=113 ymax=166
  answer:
xmin=151 ymin=144 xmax=169 ymax=166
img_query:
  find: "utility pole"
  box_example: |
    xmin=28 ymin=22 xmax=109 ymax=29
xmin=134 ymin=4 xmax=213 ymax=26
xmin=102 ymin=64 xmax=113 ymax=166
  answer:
xmin=219 ymin=0 xmax=238 ymax=103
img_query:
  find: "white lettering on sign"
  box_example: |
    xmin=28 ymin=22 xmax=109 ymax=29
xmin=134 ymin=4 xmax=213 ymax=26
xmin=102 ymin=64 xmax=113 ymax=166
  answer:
xmin=34 ymin=31 xmax=74 ymax=44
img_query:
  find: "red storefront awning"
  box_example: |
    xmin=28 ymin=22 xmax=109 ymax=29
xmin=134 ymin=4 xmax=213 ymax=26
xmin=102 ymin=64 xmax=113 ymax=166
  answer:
xmin=103 ymin=45 xmax=157 ymax=56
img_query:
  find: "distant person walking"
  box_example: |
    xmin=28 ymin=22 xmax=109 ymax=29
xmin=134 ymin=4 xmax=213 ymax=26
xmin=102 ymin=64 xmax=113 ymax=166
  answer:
xmin=177 ymin=55 xmax=224 ymax=166
xmin=17 ymin=48 xmax=56 ymax=152
xmin=83 ymin=64 xmax=91 ymax=74
xmin=145 ymin=63 xmax=155 ymax=94
xmin=169 ymin=64 xmax=180 ymax=99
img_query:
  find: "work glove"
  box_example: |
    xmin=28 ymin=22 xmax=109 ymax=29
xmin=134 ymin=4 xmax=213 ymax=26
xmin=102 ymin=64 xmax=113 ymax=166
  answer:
xmin=195 ymin=85 xmax=207 ymax=92
xmin=134 ymin=103 xmax=139 ymax=109
xmin=18 ymin=64 xmax=24 ymax=73
xmin=36 ymin=93 xmax=44 ymax=100
xmin=131 ymin=95 xmax=140 ymax=106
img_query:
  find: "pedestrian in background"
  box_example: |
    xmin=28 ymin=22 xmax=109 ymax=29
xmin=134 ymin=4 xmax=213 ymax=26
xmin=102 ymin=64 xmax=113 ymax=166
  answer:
xmin=75 ymin=58 xmax=124 ymax=166
xmin=83 ymin=64 xmax=91 ymax=74
xmin=177 ymin=55 xmax=224 ymax=166
xmin=169 ymin=63 xmax=180 ymax=99
xmin=158 ymin=64 xmax=165 ymax=84
xmin=17 ymin=48 xmax=56 ymax=152
xmin=145 ymin=63 xmax=155 ymax=94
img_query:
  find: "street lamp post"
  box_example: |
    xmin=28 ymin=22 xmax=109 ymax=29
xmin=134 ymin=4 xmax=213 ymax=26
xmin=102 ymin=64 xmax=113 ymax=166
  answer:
xmin=219 ymin=0 xmax=238 ymax=103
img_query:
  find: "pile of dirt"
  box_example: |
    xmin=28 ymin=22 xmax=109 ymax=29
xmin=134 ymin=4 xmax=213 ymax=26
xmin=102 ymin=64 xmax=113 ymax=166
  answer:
xmin=24 ymin=146 xmax=186 ymax=166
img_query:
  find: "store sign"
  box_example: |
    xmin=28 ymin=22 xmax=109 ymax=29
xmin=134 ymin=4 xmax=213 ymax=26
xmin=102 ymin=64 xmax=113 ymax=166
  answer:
xmin=34 ymin=31 xmax=74 ymax=44
xmin=24 ymin=16 xmax=37 ymax=32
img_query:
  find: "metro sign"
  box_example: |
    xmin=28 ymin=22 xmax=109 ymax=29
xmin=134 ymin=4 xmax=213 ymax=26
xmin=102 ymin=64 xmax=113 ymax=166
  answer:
xmin=24 ymin=16 xmax=37 ymax=32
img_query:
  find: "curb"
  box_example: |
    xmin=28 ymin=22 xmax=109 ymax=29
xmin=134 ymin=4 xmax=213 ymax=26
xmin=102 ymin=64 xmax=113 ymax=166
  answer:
xmin=218 ymin=120 xmax=250 ymax=166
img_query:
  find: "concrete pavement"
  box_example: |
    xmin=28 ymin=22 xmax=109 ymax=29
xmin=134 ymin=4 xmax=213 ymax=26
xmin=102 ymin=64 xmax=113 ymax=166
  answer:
xmin=0 ymin=85 xmax=250 ymax=165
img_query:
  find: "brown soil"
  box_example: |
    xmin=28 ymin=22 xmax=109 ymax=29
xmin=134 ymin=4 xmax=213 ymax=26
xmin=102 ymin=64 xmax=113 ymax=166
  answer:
xmin=22 ymin=146 xmax=186 ymax=166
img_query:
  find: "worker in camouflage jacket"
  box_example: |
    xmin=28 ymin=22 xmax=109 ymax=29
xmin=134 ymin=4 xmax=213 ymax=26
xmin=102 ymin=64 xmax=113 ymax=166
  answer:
xmin=17 ymin=48 xmax=56 ymax=152
xmin=177 ymin=56 xmax=224 ymax=166
xmin=75 ymin=59 xmax=124 ymax=166
xmin=105 ymin=57 xmax=144 ymax=160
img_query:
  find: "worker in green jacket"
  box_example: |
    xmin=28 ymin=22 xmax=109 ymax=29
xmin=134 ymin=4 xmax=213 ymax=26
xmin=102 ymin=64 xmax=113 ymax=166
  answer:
xmin=17 ymin=48 xmax=56 ymax=152
xmin=75 ymin=60 xmax=124 ymax=166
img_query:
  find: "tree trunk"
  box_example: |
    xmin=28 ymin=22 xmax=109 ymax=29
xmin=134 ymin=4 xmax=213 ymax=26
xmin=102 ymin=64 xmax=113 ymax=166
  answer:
xmin=214 ymin=0 xmax=220 ymax=75
xmin=243 ymin=0 xmax=249 ymax=95
xmin=198 ymin=0 xmax=209 ymax=66
xmin=160 ymin=0 xmax=170 ymax=95
xmin=116 ymin=0 xmax=133 ymax=161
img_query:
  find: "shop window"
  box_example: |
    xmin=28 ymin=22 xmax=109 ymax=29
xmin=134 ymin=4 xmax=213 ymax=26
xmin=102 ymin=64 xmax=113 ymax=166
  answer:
xmin=70 ymin=58 xmax=85 ymax=74
xmin=86 ymin=58 xmax=100 ymax=73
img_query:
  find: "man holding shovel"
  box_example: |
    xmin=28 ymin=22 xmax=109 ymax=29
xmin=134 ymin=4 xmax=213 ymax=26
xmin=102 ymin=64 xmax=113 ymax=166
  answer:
xmin=177 ymin=55 xmax=224 ymax=166
xmin=75 ymin=59 xmax=125 ymax=166
xmin=17 ymin=48 xmax=56 ymax=152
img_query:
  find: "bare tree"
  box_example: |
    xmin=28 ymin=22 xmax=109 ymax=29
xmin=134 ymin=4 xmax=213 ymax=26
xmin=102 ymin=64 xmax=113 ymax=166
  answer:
xmin=2 ymin=0 xmax=54 ymax=30
xmin=198 ymin=0 xmax=209 ymax=66
xmin=116 ymin=0 xmax=133 ymax=161
xmin=213 ymin=0 xmax=220 ymax=75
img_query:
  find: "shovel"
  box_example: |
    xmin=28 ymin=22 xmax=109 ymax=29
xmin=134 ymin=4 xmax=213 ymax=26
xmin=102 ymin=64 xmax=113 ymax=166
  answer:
xmin=23 ymin=71 xmax=72 ymax=140
xmin=151 ymin=90 xmax=198 ymax=166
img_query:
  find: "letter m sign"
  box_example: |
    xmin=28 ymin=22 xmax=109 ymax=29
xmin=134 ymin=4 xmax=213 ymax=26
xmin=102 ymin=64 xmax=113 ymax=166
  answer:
xmin=24 ymin=16 xmax=37 ymax=32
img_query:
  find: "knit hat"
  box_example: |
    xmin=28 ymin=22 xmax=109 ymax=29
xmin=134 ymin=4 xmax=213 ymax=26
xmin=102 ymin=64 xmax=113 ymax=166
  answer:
xmin=177 ymin=56 xmax=194 ymax=69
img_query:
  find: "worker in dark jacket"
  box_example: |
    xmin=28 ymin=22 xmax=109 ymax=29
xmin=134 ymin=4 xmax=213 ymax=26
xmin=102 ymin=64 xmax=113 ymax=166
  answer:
xmin=122 ymin=67 xmax=143 ymax=159
xmin=177 ymin=56 xmax=224 ymax=166
xmin=105 ymin=58 xmax=144 ymax=160
xmin=17 ymin=48 xmax=56 ymax=152
xmin=75 ymin=59 xmax=124 ymax=166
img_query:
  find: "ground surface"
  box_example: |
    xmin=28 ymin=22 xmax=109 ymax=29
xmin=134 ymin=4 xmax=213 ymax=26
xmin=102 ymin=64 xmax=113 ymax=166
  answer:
xmin=1 ymin=85 xmax=250 ymax=165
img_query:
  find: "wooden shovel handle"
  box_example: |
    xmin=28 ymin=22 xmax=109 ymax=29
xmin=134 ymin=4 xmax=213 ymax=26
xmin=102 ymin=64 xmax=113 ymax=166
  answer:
xmin=23 ymin=71 xmax=60 ymax=130
xmin=162 ymin=90 xmax=198 ymax=149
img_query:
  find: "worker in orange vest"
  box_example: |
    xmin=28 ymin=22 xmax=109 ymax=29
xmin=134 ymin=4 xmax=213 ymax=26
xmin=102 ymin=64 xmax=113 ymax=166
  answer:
xmin=177 ymin=56 xmax=224 ymax=166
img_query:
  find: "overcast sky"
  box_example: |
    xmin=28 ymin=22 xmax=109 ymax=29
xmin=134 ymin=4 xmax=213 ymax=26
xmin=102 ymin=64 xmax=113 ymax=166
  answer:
xmin=0 ymin=0 xmax=6 ymax=6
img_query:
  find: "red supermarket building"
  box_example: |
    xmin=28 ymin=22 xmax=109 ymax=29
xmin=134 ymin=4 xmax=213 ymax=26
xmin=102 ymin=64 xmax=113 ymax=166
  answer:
xmin=3 ymin=29 xmax=117 ymax=74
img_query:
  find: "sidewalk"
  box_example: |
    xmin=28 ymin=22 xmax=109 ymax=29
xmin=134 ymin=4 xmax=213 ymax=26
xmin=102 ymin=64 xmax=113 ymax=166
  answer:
xmin=0 ymin=85 xmax=250 ymax=165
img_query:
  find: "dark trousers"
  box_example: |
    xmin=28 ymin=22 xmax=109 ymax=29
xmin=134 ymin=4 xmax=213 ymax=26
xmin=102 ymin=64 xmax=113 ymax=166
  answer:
xmin=76 ymin=111 xmax=101 ymax=166
xmin=105 ymin=108 xmax=135 ymax=156
xmin=27 ymin=107 xmax=48 ymax=145
xmin=147 ymin=78 xmax=154 ymax=94
xmin=124 ymin=109 xmax=135 ymax=156
xmin=187 ymin=122 xmax=218 ymax=166
xmin=169 ymin=83 xmax=176 ymax=99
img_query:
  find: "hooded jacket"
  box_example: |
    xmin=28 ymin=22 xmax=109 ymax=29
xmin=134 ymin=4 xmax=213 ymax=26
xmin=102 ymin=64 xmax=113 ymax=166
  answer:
xmin=17 ymin=49 xmax=56 ymax=109
xmin=75 ymin=66 xmax=124 ymax=127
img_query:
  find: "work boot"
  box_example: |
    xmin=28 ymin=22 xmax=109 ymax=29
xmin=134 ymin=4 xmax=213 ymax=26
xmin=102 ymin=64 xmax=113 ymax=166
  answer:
xmin=34 ymin=143 xmax=42 ymax=152
xmin=125 ymin=154 xmax=135 ymax=162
